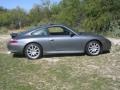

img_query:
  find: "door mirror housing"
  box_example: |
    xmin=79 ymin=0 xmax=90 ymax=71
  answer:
xmin=70 ymin=33 xmax=75 ymax=37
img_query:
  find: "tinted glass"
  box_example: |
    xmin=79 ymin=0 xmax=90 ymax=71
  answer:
xmin=48 ymin=27 xmax=70 ymax=35
xmin=31 ymin=29 xmax=48 ymax=36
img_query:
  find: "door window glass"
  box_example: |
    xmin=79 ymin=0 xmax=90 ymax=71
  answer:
xmin=48 ymin=27 xmax=70 ymax=35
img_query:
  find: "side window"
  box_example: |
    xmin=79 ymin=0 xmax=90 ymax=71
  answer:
xmin=48 ymin=27 xmax=70 ymax=35
xmin=31 ymin=29 xmax=48 ymax=36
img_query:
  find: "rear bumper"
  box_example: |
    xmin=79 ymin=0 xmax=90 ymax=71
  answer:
xmin=7 ymin=43 xmax=23 ymax=54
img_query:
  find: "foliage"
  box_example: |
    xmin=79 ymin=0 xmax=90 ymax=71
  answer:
xmin=56 ymin=0 xmax=82 ymax=26
xmin=29 ymin=4 xmax=43 ymax=25
xmin=82 ymin=0 xmax=120 ymax=32
xmin=0 ymin=7 xmax=27 ymax=29
xmin=9 ymin=7 xmax=28 ymax=29
xmin=0 ymin=0 xmax=120 ymax=36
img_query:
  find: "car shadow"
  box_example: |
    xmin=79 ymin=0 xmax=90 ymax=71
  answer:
xmin=43 ymin=53 xmax=85 ymax=58
xmin=13 ymin=54 xmax=25 ymax=58
xmin=13 ymin=53 xmax=85 ymax=59
xmin=13 ymin=51 xmax=110 ymax=59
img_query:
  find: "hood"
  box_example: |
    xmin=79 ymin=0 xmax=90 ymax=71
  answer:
xmin=78 ymin=32 xmax=103 ymax=37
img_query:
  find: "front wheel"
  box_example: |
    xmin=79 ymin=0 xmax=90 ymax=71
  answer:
xmin=86 ymin=41 xmax=101 ymax=56
xmin=24 ymin=43 xmax=42 ymax=59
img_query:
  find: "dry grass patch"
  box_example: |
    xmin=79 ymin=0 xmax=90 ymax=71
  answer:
xmin=0 ymin=45 xmax=120 ymax=90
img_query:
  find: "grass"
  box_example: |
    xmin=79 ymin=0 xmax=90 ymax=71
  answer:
xmin=0 ymin=27 xmax=8 ymax=34
xmin=0 ymin=45 xmax=120 ymax=90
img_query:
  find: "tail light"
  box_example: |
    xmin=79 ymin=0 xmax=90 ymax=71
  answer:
xmin=9 ymin=39 xmax=18 ymax=44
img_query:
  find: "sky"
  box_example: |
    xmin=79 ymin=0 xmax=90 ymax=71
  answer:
xmin=0 ymin=0 xmax=60 ymax=11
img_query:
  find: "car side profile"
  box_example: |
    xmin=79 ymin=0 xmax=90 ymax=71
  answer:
xmin=7 ymin=24 xmax=111 ymax=59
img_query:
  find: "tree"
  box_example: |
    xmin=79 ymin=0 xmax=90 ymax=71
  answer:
xmin=82 ymin=0 xmax=120 ymax=32
xmin=56 ymin=0 xmax=82 ymax=26
xmin=0 ymin=7 xmax=11 ymax=27
xmin=29 ymin=4 xmax=44 ymax=25
xmin=50 ymin=4 xmax=61 ymax=23
xmin=9 ymin=7 xmax=27 ymax=29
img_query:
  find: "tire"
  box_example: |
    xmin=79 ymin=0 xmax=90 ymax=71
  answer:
xmin=24 ymin=43 xmax=43 ymax=59
xmin=86 ymin=41 xmax=101 ymax=56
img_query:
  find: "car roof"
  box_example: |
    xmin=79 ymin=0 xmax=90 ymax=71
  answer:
xmin=40 ymin=24 xmax=67 ymax=28
xmin=27 ymin=24 xmax=69 ymax=30
xmin=22 ymin=24 xmax=74 ymax=34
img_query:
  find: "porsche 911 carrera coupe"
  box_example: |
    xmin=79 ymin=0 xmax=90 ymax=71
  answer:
xmin=7 ymin=24 xmax=111 ymax=59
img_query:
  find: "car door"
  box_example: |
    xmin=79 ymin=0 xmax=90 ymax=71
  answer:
xmin=47 ymin=26 xmax=83 ymax=53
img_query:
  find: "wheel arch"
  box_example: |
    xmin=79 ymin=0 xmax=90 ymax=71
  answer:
xmin=23 ymin=42 xmax=43 ymax=55
xmin=85 ymin=39 xmax=103 ymax=53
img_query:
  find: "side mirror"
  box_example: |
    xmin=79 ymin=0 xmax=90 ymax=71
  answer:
xmin=70 ymin=33 xmax=75 ymax=37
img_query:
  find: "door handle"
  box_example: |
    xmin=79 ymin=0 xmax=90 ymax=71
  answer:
xmin=50 ymin=39 xmax=54 ymax=41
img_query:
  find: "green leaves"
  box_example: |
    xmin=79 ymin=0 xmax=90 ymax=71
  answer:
xmin=82 ymin=0 xmax=120 ymax=32
xmin=0 ymin=0 xmax=120 ymax=34
xmin=56 ymin=0 xmax=82 ymax=26
xmin=0 ymin=7 xmax=27 ymax=29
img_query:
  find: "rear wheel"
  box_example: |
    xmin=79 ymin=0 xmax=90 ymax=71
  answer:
xmin=25 ymin=43 xmax=42 ymax=59
xmin=86 ymin=41 xmax=101 ymax=56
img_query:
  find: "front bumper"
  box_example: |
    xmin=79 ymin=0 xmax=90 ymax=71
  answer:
xmin=102 ymin=39 xmax=112 ymax=52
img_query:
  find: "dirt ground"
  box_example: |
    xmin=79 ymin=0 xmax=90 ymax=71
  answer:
xmin=0 ymin=34 xmax=120 ymax=54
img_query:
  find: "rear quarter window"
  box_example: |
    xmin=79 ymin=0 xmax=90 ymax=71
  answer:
xmin=31 ymin=29 xmax=48 ymax=36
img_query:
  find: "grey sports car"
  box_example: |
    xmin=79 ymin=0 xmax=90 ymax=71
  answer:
xmin=7 ymin=24 xmax=111 ymax=59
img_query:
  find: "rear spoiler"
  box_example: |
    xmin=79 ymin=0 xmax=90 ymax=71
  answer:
xmin=10 ymin=33 xmax=18 ymax=38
